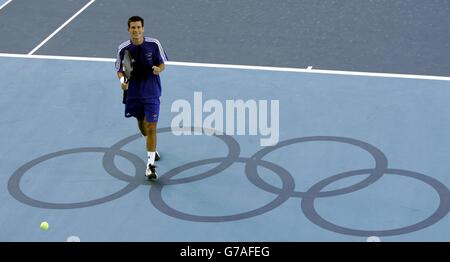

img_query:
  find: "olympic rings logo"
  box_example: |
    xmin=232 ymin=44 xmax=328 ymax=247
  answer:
xmin=8 ymin=127 xmax=450 ymax=237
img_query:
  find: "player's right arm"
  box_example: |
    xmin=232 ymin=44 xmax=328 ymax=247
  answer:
xmin=117 ymin=71 xmax=128 ymax=90
xmin=115 ymin=48 xmax=128 ymax=90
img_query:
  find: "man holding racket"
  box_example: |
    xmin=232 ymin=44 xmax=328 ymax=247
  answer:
xmin=115 ymin=16 xmax=168 ymax=180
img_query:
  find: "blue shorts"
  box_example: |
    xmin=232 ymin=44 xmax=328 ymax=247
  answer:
xmin=125 ymin=97 xmax=160 ymax=122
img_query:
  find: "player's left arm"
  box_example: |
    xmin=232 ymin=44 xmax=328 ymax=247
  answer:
xmin=152 ymin=41 xmax=167 ymax=75
xmin=152 ymin=63 xmax=165 ymax=75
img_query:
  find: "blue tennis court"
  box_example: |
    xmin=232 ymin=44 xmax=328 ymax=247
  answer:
xmin=1 ymin=0 xmax=450 ymax=242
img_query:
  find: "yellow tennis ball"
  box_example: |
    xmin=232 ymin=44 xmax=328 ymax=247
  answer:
xmin=40 ymin=221 xmax=49 ymax=231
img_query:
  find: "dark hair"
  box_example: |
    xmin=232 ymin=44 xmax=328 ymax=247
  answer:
xmin=128 ymin=16 xmax=144 ymax=28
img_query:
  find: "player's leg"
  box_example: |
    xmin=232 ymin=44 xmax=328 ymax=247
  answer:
xmin=143 ymin=98 xmax=161 ymax=180
xmin=145 ymin=120 xmax=157 ymax=179
xmin=137 ymin=115 xmax=160 ymax=160
xmin=137 ymin=113 xmax=160 ymax=160
xmin=137 ymin=117 xmax=146 ymax=136
xmin=145 ymin=121 xmax=157 ymax=152
xmin=126 ymin=99 xmax=159 ymax=174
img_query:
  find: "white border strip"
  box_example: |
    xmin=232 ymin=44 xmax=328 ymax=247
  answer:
xmin=1 ymin=52 xmax=449 ymax=81
xmin=28 ymin=0 xmax=96 ymax=55
xmin=0 ymin=0 xmax=13 ymax=11
xmin=0 ymin=53 xmax=114 ymax=62
xmin=167 ymin=61 xmax=450 ymax=81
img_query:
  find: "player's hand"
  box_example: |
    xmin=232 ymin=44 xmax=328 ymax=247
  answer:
xmin=121 ymin=82 xmax=128 ymax=90
xmin=152 ymin=66 xmax=161 ymax=75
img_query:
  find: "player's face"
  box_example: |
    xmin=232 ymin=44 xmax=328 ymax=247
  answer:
xmin=128 ymin=21 xmax=144 ymax=41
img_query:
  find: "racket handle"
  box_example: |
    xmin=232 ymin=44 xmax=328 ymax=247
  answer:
xmin=122 ymin=90 xmax=127 ymax=104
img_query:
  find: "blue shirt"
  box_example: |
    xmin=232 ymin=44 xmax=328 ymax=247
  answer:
xmin=115 ymin=37 xmax=168 ymax=98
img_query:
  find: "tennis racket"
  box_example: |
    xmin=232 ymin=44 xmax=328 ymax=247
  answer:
xmin=122 ymin=50 xmax=133 ymax=104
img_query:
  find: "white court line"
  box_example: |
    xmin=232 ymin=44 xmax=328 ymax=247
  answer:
xmin=0 ymin=53 xmax=113 ymax=62
xmin=1 ymin=52 xmax=450 ymax=81
xmin=0 ymin=0 xmax=13 ymax=11
xmin=28 ymin=0 xmax=96 ymax=55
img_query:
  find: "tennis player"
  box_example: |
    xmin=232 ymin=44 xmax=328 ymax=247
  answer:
xmin=115 ymin=16 xmax=168 ymax=180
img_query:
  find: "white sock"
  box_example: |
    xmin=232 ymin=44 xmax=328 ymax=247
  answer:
xmin=147 ymin=151 xmax=156 ymax=166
